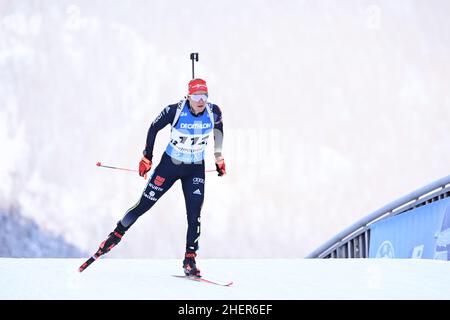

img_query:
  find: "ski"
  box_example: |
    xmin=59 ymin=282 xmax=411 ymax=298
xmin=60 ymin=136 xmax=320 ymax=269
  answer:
xmin=78 ymin=249 xmax=104 ymax=272
xmin=172 ymin=275 xmax=233 ymax=287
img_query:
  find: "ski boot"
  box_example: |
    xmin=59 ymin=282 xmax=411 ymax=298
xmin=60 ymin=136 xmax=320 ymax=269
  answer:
xmin=98 ymin=221 xmax=128 ymax=255
xmin=79 ymin=222 xmax=129 ymax=272
xmin=183 ymin=251 xmax=201 ymax=277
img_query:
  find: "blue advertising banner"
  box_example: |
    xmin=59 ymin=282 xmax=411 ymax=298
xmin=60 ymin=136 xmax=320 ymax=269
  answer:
xmin=369 ymin=197 xmax=450 ymax=260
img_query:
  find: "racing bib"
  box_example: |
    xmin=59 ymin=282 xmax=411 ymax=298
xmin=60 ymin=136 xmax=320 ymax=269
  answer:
xmin=165 ymin=102 xmax=213 ymax=163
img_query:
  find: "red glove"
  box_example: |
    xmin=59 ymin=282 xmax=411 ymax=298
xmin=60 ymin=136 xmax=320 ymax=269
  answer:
xmin=139 ymin=156 xmax=152 ymax=179
xmin=215 ymin=158 xmax=226 ymax=177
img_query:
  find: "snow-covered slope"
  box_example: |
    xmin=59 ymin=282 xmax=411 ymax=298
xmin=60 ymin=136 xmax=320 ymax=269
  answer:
xmin=1 ymin=258 xmax=450 ymax=299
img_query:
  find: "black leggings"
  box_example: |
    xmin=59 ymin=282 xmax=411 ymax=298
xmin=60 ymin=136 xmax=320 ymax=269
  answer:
xmin=120 ymin=152 xmax=205 ymax=252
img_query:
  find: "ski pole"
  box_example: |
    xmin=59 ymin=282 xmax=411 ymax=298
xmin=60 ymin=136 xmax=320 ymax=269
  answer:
xmin=190 ymin=52 xmax=199 ymax=79
xmin=96 ymin=162 xmax=216 ymax=173
xmin=96 ymin=162 xmax=138 ymax=172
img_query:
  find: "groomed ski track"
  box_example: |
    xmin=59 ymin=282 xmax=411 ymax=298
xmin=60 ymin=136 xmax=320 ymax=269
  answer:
xmin=1 ymin=258 xmax=450 ymax=299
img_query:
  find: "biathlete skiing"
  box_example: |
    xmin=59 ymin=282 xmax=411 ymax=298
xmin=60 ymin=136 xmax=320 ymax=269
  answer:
xmin=79 ymin=76 xmax=225 ymax=278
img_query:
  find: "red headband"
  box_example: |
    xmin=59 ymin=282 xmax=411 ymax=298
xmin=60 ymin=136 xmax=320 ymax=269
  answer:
xmin=188 ymin=79 xmax=208 ymax=95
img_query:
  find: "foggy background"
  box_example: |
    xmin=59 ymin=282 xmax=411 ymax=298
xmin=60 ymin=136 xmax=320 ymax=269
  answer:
xmin=1 ymin=0 xmax=449 ymax=258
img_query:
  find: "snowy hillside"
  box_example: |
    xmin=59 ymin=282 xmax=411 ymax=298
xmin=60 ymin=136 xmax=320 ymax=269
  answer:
xmin=1 ymin=1 xmax=450 ymax=259
xmin=1 ymin=258 xmax=450 ymax=300
xmin=0 ymin=210 xmax=86 ymax=257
